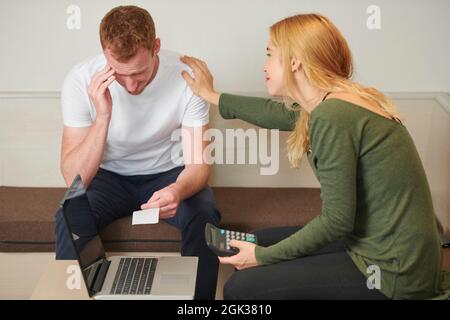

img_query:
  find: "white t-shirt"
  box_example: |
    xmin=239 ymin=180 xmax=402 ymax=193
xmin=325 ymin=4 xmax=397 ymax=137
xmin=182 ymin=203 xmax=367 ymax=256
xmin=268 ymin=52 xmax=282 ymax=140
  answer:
xmin=61 ymin=50 xmax=209 ymax=176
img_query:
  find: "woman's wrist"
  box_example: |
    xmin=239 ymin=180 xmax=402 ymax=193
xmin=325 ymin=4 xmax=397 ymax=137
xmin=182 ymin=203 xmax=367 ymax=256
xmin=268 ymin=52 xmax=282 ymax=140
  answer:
xmin=204 ymin=91 xmax=221 ymax=106
xmin=254 ymin=245 xmax=266 ymax=266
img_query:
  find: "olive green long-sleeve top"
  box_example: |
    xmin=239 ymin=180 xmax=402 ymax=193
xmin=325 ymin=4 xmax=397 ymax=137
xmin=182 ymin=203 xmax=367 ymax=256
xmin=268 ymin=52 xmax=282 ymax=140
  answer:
xmin=218 ymin=93 xmax=450 ymax=300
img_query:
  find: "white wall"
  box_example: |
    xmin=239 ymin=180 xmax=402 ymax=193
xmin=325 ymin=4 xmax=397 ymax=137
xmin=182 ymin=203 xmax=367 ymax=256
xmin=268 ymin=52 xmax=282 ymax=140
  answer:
xmin=0 ymin=2 xmax=449 ymax=231
xmin=0 ymin=0 xmax=449 ymax=92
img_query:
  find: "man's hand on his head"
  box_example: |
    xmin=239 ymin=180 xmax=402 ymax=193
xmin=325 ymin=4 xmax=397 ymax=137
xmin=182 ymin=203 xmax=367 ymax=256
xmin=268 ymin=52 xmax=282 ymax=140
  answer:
xmin=87 ymin=64 xmax=116 ymax=120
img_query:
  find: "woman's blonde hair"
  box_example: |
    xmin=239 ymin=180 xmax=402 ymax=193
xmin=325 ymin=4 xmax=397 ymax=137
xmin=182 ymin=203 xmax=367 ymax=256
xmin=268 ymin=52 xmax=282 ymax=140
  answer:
xmin=270 ymin=13 xmax=401 ymax=167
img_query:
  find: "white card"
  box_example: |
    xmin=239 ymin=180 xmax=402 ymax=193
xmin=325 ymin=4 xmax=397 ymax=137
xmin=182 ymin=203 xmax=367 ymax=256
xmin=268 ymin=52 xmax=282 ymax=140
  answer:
xmin=132 ymin=208 xmax=160 ymax=225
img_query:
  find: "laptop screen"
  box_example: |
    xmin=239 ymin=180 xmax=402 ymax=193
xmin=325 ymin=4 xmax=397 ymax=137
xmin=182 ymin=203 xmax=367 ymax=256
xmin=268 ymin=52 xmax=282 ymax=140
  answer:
xmin=60 ymin=175 xmax=106 ymax=295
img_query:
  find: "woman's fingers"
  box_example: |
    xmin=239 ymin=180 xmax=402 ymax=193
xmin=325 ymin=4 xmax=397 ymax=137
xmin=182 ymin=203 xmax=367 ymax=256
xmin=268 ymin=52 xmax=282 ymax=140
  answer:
xmin=180 ymin=55 xmax=218 ymax=103
xmin=181 ymin=70 xmax=195 ymax=86
xmin=191 ymin=57 xmax=207 ymax=71
xmin=179 ymin=56 xmax=196 ymax=70
xmin=218 ymin=255 xmax=236 ymax=265
xmin=180 ymin=57 xmax=201 ymax=82
xmin=181 ymin=55 xmax=208 ymax=75
xmin=228 ymin=240 xmax=243 ymax=249
xmin=180 ymin=55 xmax=199 ymax=67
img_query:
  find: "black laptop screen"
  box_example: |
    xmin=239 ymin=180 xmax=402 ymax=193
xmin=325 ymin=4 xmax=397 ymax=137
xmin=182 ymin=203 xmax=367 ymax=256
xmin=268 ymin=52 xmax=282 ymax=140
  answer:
xmin=61 ymin=175 xmax=106 ymax=294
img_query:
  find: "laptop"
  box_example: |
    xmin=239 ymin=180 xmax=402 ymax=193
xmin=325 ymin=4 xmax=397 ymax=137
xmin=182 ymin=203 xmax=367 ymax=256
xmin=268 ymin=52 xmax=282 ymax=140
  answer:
xmin=60 ymin=174 xmax=198 ymax=300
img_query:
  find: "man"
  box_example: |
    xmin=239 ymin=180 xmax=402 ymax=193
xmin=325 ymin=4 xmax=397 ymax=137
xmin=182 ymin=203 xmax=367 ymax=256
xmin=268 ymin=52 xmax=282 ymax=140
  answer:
xmin=55 ymin=5 xmax=221 ymax=300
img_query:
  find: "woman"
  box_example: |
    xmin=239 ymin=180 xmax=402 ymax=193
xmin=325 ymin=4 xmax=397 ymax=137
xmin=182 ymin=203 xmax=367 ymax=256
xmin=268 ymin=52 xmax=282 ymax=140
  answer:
xmin=180 ymin=13 xmax=450 ymax=299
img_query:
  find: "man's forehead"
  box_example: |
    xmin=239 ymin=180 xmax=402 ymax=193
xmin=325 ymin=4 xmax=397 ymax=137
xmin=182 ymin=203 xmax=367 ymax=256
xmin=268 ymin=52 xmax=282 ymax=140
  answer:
xmin=104 ymin=48 xmax=151 ymax=75
xmin=110 ymin=63 xmax=147 ymax=76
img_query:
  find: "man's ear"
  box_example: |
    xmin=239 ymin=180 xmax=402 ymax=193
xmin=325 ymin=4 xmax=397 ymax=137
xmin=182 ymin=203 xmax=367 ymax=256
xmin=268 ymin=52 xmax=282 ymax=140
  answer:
xmin=291 ymin=57 xmax=301 ymax=72
xmin=153 ymin=38 xmax=161 ymax=56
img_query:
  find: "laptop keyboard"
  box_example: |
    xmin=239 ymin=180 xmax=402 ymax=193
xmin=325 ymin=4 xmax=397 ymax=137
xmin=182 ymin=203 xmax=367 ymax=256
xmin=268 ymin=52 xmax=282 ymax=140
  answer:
xmin=110 ymin=257 xmax=158 ymax=295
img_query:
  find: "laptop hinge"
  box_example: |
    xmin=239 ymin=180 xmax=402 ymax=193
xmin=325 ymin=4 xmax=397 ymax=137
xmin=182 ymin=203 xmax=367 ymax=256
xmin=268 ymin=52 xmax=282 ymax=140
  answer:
xmin=91 ymin=258 xmax=111 ymax=294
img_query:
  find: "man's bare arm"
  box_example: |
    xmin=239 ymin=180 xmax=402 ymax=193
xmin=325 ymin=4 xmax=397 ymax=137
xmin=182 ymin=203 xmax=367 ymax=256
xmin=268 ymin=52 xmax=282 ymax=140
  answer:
xmin=173 ymin=124 xmax=210 ymax=200
xmin=60 ymin=118 xmax=110 ymax=188
xmin=141 ymin=124 xmax=210 ymax=219
xmin=60 ymin=65 xmax=116 ymax=187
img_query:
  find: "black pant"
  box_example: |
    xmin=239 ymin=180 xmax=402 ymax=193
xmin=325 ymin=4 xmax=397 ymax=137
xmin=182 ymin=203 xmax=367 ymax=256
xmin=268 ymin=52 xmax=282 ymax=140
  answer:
xmin=55 ymin=166 xmax=221 ymax=300
xmin=223 ymin=226 xmax=389 ymax=300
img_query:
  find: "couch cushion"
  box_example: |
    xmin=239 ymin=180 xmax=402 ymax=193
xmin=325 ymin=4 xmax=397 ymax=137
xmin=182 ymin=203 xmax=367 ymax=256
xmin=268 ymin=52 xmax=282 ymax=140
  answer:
xmin=0 ymin=186 xmax=321 ymax=252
